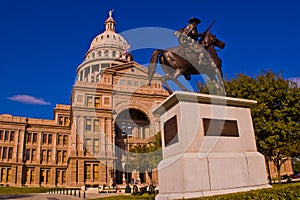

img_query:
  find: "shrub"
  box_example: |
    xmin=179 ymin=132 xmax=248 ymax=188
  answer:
xmin=191 ymin=182 xmax=300 ymax=200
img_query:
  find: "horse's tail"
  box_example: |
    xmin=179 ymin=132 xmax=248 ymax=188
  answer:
xmin=148 ymin=49 xmax=162 ymax=86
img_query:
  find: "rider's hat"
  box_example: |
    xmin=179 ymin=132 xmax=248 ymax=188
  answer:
xmin=188 ymin=17 xmax=201 ymax=24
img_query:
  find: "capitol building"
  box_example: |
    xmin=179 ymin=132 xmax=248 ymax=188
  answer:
xmin=0 ymin=11 xmax=169 ymax=187
xmin=0 ymin=11 xmax=293 ymax=188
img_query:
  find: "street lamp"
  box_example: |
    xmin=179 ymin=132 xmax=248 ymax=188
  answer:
xmin=121 ymin=122 xmax=132 ymax=193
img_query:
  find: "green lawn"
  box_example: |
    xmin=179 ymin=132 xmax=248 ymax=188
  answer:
xmin=0 ymin=182 xmax=299 ymax=199
xmin=0 ymin=186 xmax=48 ymax=195
xmin=91 ymin=182 xmax=300 ymax=200
xmin=92 ymin=194 xmax=156 ymax=200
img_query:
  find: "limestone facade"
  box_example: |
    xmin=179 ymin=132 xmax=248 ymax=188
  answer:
xmin=0 ymin=11 xmax=168 ymax=187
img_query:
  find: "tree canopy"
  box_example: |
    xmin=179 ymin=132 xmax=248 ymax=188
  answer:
xmin=127 ymin=132 xmax=162 ymax=184
xmin=198 ymin=71 xmax=300 ymax=183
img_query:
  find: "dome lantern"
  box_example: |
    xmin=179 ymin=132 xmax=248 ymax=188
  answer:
xmin=105 ymin=10 xmax=116 ymax=32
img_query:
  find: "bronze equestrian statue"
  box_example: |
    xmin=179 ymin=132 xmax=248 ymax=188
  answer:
xmin=148 ymin=18 xmax=225 ymax=94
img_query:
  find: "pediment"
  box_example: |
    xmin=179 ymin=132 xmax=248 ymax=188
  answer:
xmin=104 ymin=61 xmax=162 ymax=79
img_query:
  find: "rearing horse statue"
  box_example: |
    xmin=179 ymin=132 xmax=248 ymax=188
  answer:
xmin=148 ymin=31 xmax=225 ymax=94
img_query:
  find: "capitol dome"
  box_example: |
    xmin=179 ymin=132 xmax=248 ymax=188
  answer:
xmin=85 ymin=11 xmax=129 ymax=61
xmin=77 ymin=11 xmax=132 ymax=83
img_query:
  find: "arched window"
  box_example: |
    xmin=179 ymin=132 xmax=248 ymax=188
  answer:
xmin=112 ymin=51 xmax=116 ymax=57
xmin=98 ymin=51 xmax=102 ymax=57
xmin=104 ymin=50 xmax=109 ymax=57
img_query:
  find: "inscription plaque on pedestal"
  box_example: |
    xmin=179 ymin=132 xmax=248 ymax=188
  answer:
xmin=203 ymin=118 xmax=239 ymax=137
xmin=163 ymin=115 xmax=178 ymax=147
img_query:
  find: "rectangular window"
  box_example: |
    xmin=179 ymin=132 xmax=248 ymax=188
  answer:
xmin=7 ymin=168 xmax=11 ymax=182
xmin=1 ymin=168 xmax=6 ymax=182
xmin=85 ymin=138 xmax=91 ymax=152
xmin=48 ymin=134 xmax=52 ymax=144
xmin=63 ymin=135 xmax=68 ymax=145
xmin=62 ymin=171 xmax=66 ymax=183
xmin=32 ymin=149 xmax=36 ymax=161
xmin=41 ymin=169 xmax=45 ymax=182
xmin=3 ymin=147 xmax=7 ymax=159
xmin=4 ymin=131 xmax=9 ymax=141
xmin=93 ymin=165 xmax=99 ymax=179
xmin=0 ymin=130 xmax=3 ymax=140
xmin=87 ymin=96 xmax=93 ymax=107
xmin=26 ymin=169 xmax=30 ymax=184
xmin=85 ymin=119 xmax=92 ymax=131
xmin=31 ymin=170 xmax=35 ymax=184
xmin=8 ymin=147 xmax=13 ymax=160
xmin=32 ymin=133 xmax=37 ymax=143
xmin=41 ymin=169 xmax=50 ymax=183
xmin=57 ymin=151 xmax=62 ymax=163
xmin=59 ymin=116 xmax=64 ymax=125
xmin=42 ymin=150 xmax=46 ymax=162
xmin=47 ymin=170 xmax=51 ymax=183
xmin=42 ymin=134 xmax=47 ymax=144
xmin=62 ymin=151 xmax=67 ymax=162
xmin=94 ymin=120 xmax=99 ymax=131
xmin=26 ymin=149 xmax=31 ymax=161
xmin=85 ymin=164 xmax=91 ymax=180
xmin=95 ymin=97 xmax=101 ymax=108
xmin=64 ymin=117 xmax=69 ymax=126
xmin=10 ymin=131 xmax=14 ymax=142
xmin=47 ymin=150 xmax=51 ymax=162
xmin=58 ymin=135 xmax=62 ymax=145
xmin=26 ymin=132 xmax=32 ymax=143
xmin=93 ymin=139 xmax=99 ymax=153
xmin=56 ymin=170 xmax=61 ymax=184
xmin=0 ymin=147 xmax=2 ymax=159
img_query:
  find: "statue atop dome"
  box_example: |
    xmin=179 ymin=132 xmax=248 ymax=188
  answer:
xmin=109 ymin=9 xmax=113 ymax=18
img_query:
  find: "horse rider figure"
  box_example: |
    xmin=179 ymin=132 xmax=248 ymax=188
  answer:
xmin=174 ymin=17 xmax=206 ymax=79
xmin=174 ymin=17 xmax=203 ymax=46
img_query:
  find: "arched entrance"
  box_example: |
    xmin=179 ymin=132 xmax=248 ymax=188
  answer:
xmin=114 ymin=108 xmax=150 ymax=184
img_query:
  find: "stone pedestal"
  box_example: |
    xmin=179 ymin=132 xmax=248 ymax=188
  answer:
xmin=153 ymin=92 xmax=271 ymax=200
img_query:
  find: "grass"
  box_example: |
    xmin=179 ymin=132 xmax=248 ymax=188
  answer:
xmin=91 ymin=182 xmax=300 ymax=200
xmin=91 ymin=194 xmax=156 ymax=200
xmin=0 ymin=186 xmax=48 ymax=195
xmin=0 ymin=182 xmax=299 ymax=199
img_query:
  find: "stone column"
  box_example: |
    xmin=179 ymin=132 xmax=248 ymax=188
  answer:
xmin=36 ymin=133 xmax=42 ymax=164
xmin=18 ymin=129 xmax=25 ymax=163
xmin=100 ymin=118 xmax=105 ymax=156
xmin=68 ymin=159 xmax=78 ymax=187
xmin=16 ymin=165 xmax=23 ymax=186
xmin=34 ymin=166 xmax=40 ymax=187
xmin=13 ymin=131 xmax=19 ymax=163
xmin=78 ymin=160 xmax=85 ymax=186
xmin=50 ymin=167 xmax=56 ymax=187
xmin=106 ymin=118 xmax=113 ymax=157
xmin=52 ymin=133 xmax=57 ymax=165
xmin=10 ymin=165 xmax=17 ymax=186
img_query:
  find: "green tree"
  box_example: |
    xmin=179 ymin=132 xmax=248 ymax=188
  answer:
xmin=127 ymin=132 xmax=162 ymax=184
xmin=198 ymin=71 xmax=300 ymax=184
xmin=292 ymin=158 xmax=300 ymax=174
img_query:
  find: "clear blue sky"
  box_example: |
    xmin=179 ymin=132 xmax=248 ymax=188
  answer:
xmin=0 ymin=0 xmax=299 ymax=119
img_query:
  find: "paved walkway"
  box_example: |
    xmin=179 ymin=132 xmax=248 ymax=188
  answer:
xmin=0 ymin=192 xmax=125 ymax=200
